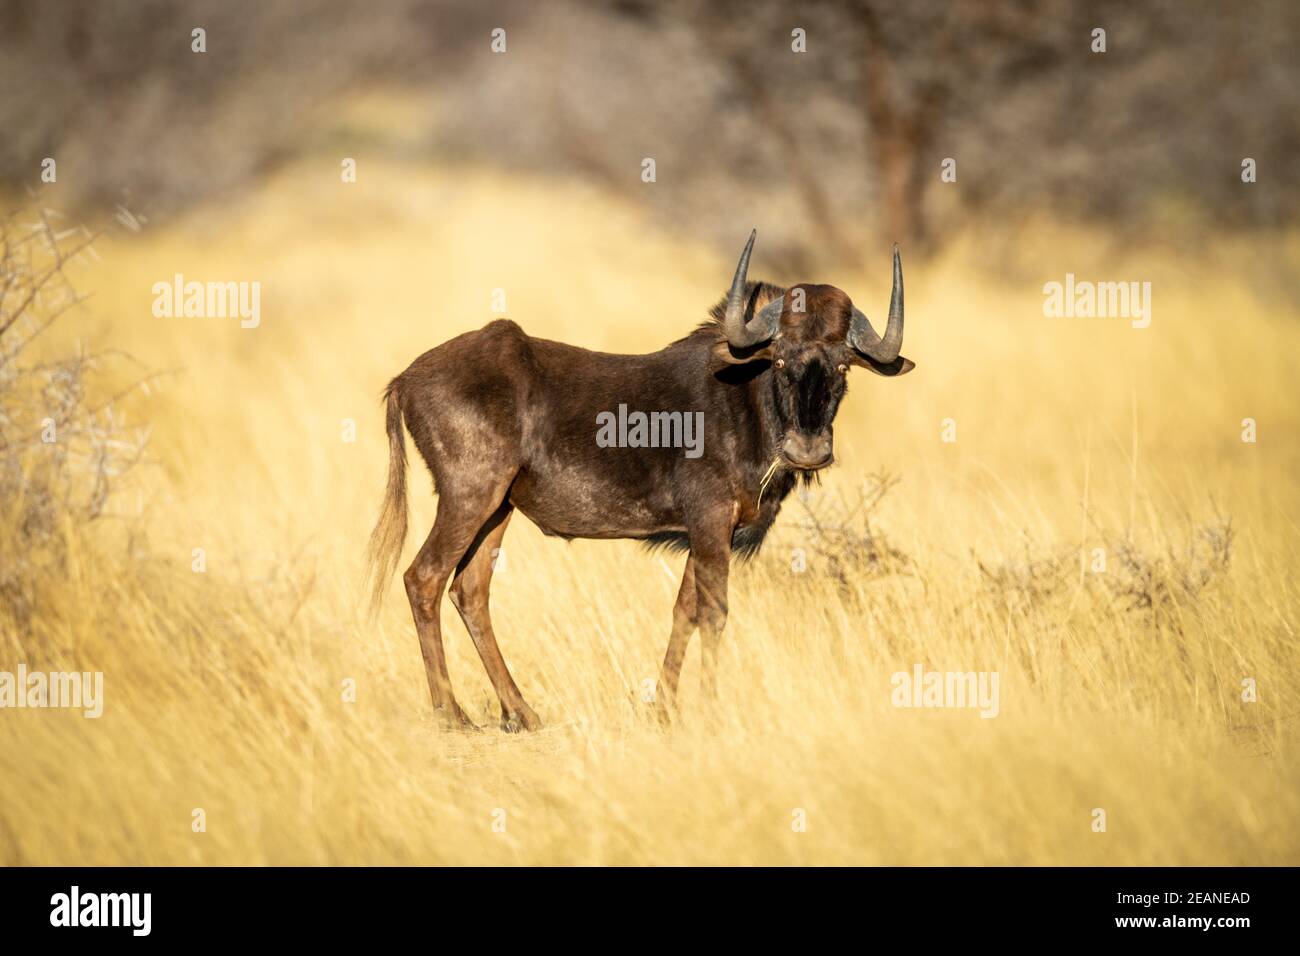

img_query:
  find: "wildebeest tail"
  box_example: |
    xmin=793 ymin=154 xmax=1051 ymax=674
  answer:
xmin=366 ymin=379 xmax=412 ymax=615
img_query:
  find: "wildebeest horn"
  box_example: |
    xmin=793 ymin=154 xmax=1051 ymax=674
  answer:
xmin=848 ymin=244 xmax=904 ymax=363
xmin=723 ymin=230 xmax=784 ymax=348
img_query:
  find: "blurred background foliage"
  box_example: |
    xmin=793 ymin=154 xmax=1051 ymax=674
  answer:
xmin=2 ymin=0 xmax=1297 ymax=273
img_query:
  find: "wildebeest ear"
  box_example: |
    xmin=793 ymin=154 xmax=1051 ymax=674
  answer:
xmin=851 ymin=353 xmax=915 ymax=376
xmin=710 ymin=339 xmax=775 ymax=366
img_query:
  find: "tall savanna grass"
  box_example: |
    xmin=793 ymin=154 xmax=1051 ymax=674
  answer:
xmin=1 ymin=162 xmax=1297 ymax=864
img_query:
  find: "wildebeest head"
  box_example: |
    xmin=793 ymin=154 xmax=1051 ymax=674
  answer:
xmin=711 ymin=230 xmax=914 ymax=471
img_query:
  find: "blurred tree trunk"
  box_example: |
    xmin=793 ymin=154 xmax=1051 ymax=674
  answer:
xmin=859 ymin=2 xmax=956 ymax=254
xmin=727 ymin=52 xmax=861 ymax=265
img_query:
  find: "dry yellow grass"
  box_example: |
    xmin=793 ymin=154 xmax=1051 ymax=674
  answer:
xmin=2 ymin=160 xmax=1298 ymax=865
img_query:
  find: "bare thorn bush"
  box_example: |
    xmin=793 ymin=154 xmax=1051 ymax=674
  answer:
xmin=0 ymin=198 xmax=152 ymax=629
xmin=975 ymin=534 xmax=1073 ymax=617
xmin=784 ymin=471 xmax=914 ymax=600
xmin=1103 ymin=516 xmax=1235 ymax=621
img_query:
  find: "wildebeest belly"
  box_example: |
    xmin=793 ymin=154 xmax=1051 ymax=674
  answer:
xmin=507 ymin=459 xmax=684 ymax=540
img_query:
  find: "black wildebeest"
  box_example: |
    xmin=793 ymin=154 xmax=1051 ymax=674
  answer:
xmin=367 ymin=231 xmax=912 ymax=730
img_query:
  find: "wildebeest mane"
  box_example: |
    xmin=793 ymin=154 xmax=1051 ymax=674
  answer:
xmin=668 ymin=280 xmax=787 ymax=348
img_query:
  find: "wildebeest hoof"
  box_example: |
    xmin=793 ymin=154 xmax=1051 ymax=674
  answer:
xmin=653 ymin=699 xmax=676 ymax=727
xmin=501 ymin=707 xmax=542 ymax=733
xmin=434 ymin=704 xmax=478 ymax=732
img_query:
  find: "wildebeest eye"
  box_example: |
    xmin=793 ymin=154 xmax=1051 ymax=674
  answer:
xmin=837 ymin=363 xmax=848 ymax=375
xmin=774 ymin=358 xmax=785 ymax=369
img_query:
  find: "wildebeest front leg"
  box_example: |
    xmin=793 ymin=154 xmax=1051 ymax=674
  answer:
xmin=656 ymin=555 xmax=697 ymax=723
xmin=656 ymin=508 xmax=733 ymax=722
xmin=693 ymin=534 xmax=731 ymax=704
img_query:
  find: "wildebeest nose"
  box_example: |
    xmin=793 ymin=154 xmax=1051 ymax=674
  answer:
xmin=782 ymin=433 xmax=833 ymax=469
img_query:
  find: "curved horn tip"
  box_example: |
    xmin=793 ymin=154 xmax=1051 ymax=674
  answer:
xmin=734 ymin=230 xmax=756 ymax=271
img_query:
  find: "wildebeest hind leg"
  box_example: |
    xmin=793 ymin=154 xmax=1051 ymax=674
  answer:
xmin=449 ymin=503 xmax=542 ymax=732
xmin=403 ymin=476 xmax=513 ymax=730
